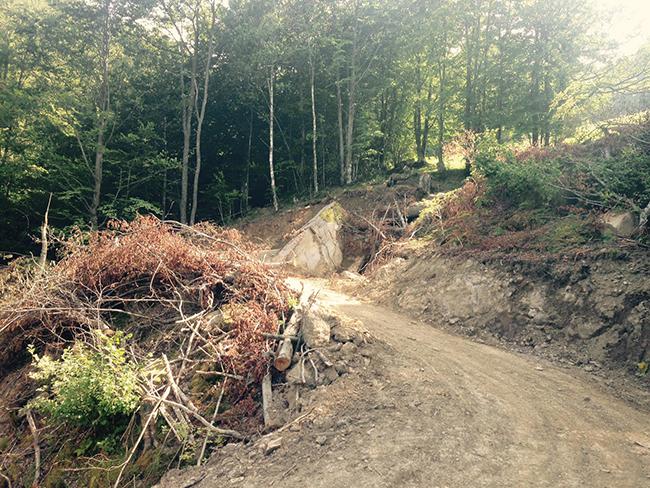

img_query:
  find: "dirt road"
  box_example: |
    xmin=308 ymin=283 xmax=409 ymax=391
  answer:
xmin=160 ymin=282 xmax=650 ymax=488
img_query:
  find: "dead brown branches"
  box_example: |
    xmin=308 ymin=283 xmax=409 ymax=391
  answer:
xmin=0 ymin=216 xmax=297 ymax=487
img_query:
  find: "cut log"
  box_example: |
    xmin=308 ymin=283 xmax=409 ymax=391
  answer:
xmin=273 ymin=289 xmax=317 ymax=371
xmin=274 ymin=313 xmax=302 ymax=371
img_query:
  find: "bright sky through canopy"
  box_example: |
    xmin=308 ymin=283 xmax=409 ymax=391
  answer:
xmin=594 ymin=0 xmax=650 ymax=55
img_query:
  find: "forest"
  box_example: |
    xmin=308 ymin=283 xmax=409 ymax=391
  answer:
xmin=1 ymin=0 xmax=648 ymax=254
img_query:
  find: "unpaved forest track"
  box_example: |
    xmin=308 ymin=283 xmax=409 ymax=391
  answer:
xmin=173 ymin=282 xmax=650 ymax=488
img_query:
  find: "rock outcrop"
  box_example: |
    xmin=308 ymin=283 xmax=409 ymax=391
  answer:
xmin=274 ymin=202 xmax=347 ymax=276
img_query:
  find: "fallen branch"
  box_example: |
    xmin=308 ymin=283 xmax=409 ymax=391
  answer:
xmin=197 ymin=379 xmax=227 ymax=466
xmin=151 ymin=397 xmax=246 ymax=440
xmin=26 ymin=410 xmax=40 ymax=488
xmin=113 ymin=386 xmax=172 ymax=488
xmin=194 ymin=370 xmax=244 ymax=381
xmin=262 ymin=372 xmax=273 ymax=428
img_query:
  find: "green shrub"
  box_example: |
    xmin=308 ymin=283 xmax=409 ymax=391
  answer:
xmin=581 ymin=150 xmax=650 ymax=210
xmin=473 ymin=134 xmax=564 ymax=209
xmin=28 ymin=332 xmax=141 ymax=428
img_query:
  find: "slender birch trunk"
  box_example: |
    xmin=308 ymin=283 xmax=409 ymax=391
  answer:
xmin=310 ymin=59 xmax=318 ymax=194
xmin=268 ymin=66 xmax=278 ymax=211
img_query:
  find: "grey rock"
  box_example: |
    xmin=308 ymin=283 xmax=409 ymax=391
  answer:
xmin=601 ymin=211 xmax=637 ymax=237
xmin=264 ymin=437 xmax=282 ymax=455
xmin=302 ymin=306 xmax=331 ymax=348
xmin=273 ymin=202 xmax=347 ymax=276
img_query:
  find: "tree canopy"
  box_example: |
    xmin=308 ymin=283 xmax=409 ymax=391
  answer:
xmin=1 ymin=0 xmax=648 ymax=252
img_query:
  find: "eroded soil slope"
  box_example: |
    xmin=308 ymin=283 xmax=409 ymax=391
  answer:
xmin=364 ymin=251 xmax=650 ymax=383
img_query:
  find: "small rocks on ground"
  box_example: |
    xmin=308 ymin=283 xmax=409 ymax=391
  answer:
xmin=264 ymin=437 xmax=282 ymax=455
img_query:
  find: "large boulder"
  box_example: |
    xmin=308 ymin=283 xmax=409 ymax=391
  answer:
xmin=274 ymin=202 xmax=347 ymax=276
xmin=601 ymin=211 xmax=637 ymax=237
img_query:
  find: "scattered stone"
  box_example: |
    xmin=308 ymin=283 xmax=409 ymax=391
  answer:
xmin=418 ymin=173 xmax=432 ymax=195
xmin=340 ymin=342 xmax=358 ymax=357
xmin=328 ymin=342 xmax=343 ymax=352
xmin=331 ymin=326 xmax=353 ymax=343
xmin=286 ymin=362 xmax=317 ymax=386
xmin=406 ymin=201 xmax=428 ymax=221
xmin=323 ymin=366 xmax=339 ymax=384
xmin=334 ymin=361 xmax=349 ymax=374
xmin=264 ymin=437 xmax=282 ymax=455
xmin=341 ymin=270 xmax=367 ymax=283
xmin=229 ymin=465 xmax=246 ymax=478
xmin=570 ymin=322 xmax=607 ymax=340
xmin=315 ymin=435 xmax=328 ymax=446
xmin=302 ymin=306 xmax=331 ymax=348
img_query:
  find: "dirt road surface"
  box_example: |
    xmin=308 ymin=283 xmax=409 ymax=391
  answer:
xmin=160 ymin=281 xmax=650 ymax=488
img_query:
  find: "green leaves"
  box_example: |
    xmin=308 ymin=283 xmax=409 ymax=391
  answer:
xmin=28 ymin=331 xmax=141 ymax=428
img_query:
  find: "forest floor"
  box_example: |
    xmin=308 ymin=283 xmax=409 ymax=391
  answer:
xmin=158 ymin=278 xmax=650 ymax=488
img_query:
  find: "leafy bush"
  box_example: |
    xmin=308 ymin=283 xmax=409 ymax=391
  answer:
xmin=580 ymin=150 xmax=650 ymax=210
xmin=473 ymin=129 xmax=650 ymax=213
xmin=473 ymin=133 xmax=564 ymax=209
xmin=28 ymin=332 xmax=141 ymax=428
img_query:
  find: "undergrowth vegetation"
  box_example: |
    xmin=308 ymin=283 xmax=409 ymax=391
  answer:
xmin=409 ymin=117 xmax=650 ymax=257
xmin=28 ymin=332 xmax=140 ymax=428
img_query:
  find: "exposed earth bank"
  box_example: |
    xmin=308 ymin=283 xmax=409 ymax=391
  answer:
xmin=362 ymin=250 xmax=650 ymax=387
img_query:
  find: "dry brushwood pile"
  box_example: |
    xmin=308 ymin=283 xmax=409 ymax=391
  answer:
xmin=0 ymin=216 xmax=318 ymax=486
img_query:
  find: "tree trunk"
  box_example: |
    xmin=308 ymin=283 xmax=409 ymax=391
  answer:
xmin=437 ymin=59 xmax=446 ymax=173
xmin=336 ymin=79 xmax=345 ymax=185
xmin=190 ymin=3 xmax=216 ymax=225
xmin=268 ymin=67 xmax=278 ymax=211
xmin=242 ymin=108 xmax=252 ymax=215
xmin=463 ymin=18 xmax=473 ymax=132
xmin=179 ymin=68 xmax=194 ymax=224
xmin=344 ymin=9 xmax=358 ymax=185
xmin=422 ymin=80 xmax=432 ymax=161
xmin=91 ymin=118 xmax=106 ymax=229
xmin=90 ymin=0 xmax=111 ymax=229
xmin=310 ymin=60 xmax=318 ymax=194
xmin=162 ymin=168 xmax=167 ymax=220
xmin=345 ymin=79 xmax=355 ymax=185
xmin=414 ymin=107 xmax=423 ymax=162
xmin=531 ymin=28 xmax=541 ymax=147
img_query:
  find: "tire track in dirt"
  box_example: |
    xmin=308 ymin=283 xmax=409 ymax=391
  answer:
xmin=311 ymin=284 xmax=650 ymax=488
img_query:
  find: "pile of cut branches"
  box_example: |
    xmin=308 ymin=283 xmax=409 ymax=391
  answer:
xmin=0 ymin=216 xmax=295 ymax=486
